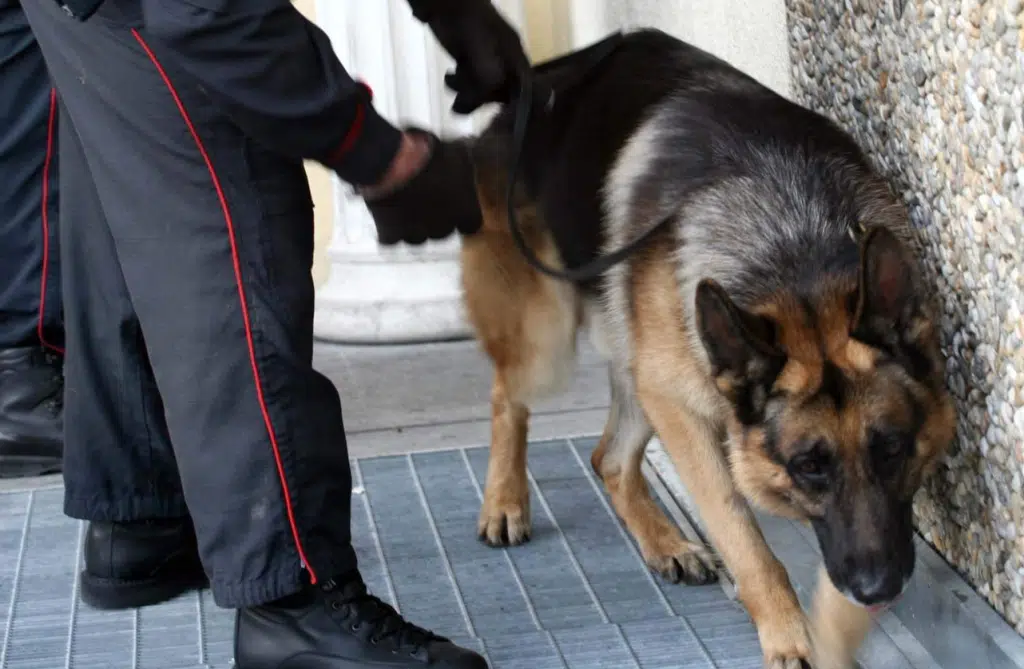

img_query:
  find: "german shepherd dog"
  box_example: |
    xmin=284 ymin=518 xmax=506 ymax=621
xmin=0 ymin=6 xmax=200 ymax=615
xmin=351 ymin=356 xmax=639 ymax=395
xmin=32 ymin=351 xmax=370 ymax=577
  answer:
xmin=455 ymin=28 xmax=956 ymax=668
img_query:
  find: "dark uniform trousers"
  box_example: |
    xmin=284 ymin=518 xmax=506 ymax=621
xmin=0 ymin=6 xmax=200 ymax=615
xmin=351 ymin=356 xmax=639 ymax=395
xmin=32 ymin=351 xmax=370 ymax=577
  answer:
xmin=0 ymin=0 xmax=63 ymax=351
xmin=21 ymin=0 xmax=359 ymax=608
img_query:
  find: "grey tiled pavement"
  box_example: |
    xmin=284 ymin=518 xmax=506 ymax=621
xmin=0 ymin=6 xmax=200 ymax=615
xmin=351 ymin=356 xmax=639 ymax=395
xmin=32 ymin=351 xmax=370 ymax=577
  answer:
xmin=3 ymin=340 xmax=1023 ymax=669
xmin=0 ymin=437 xmax=770 ymax=669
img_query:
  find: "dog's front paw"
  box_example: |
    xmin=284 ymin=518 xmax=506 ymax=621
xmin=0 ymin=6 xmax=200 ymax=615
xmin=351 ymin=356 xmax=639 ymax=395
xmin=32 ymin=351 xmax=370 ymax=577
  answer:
xmin=764 ymin=639 xmax=813 ymax=669
xmin=477 ymin=497 xmax=531 ymax=547
xmin=765 ymin=654 xmax=812 ymax=669
xmin=757 ymin=612 xmax=814 ymax=669
xmin=643 ymin=536 xmax=719 ymax=585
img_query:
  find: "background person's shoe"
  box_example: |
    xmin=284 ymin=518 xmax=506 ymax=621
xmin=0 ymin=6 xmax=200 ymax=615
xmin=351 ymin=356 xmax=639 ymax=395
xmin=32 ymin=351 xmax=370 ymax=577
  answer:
xmin=0 ymin=346 xmax=64 ymax=478
xmin=235 ymin=572 xmax=488 ymax=668
xmin=80 ymin=518 xmax=210 ymax=610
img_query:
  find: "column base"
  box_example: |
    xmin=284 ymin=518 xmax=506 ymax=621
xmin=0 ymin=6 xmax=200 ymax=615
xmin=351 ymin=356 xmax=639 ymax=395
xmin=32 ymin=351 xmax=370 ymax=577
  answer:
xmin=313 ymin=251 xmax=471 ymax=345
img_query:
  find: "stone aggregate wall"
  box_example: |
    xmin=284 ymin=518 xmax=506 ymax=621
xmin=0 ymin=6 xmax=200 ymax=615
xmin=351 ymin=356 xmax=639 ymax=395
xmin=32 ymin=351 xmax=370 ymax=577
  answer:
xmin=785 ymin=0 xmax=1024 ymax=632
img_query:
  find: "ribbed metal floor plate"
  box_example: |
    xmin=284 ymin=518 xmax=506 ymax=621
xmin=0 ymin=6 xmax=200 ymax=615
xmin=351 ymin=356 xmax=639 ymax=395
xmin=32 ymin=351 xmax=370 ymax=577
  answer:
xmin=0 ymin=438 xmax=773 ymax=669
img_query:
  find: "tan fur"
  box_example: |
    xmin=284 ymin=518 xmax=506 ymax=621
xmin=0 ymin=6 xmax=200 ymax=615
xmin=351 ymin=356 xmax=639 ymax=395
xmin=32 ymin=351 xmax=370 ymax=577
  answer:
xmin=459 ymin=159 xmax=952 ymax=669
xmin=590 ymin=385 xmax=718 ymax=585
xmin=808 ymin=565 xmax=875 ymax=669
xmin=629 ymin=247 xmax=814 ymax=668
xmin=460 ymin=171 xmax=581 ymax=547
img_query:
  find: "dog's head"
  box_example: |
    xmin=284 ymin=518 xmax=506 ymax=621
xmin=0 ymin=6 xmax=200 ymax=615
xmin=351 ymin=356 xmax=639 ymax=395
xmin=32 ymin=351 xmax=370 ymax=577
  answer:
xmin=694 ymin=225 xmax=955 ymax=609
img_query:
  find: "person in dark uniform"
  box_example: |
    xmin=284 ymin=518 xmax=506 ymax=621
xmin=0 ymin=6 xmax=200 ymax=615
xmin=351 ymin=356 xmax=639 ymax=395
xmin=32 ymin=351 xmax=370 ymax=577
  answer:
xmin=18 ymin=0 xmax=527 ymax=667
xmin=0 ymin=0 xmax=64 ymax=479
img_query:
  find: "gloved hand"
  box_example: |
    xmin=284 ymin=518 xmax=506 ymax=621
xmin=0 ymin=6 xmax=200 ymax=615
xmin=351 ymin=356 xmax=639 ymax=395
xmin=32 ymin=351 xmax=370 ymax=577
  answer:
xmin=407 ymin=0 xmax=530 ymax=114
xmin=360 ymin=128 xmax=482 ymax=246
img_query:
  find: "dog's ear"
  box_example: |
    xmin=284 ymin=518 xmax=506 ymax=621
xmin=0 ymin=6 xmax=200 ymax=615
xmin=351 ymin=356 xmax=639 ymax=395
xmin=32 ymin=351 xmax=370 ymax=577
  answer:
xmin=695 ymin=279 xmax=786 ymax=424
xmin=850 ymin=226 xmax=941 ymax=382
xmin=851 ymin=227 xmax=929 ymax=346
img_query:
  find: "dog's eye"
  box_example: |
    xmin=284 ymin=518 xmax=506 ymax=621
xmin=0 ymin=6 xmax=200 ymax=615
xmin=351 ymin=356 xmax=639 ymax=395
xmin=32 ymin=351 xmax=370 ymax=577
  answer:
xmin=795 ymin=458 xmax=820 ymax=475
xmin=788 ymin=444 xmax=831 ymax=485
xmin=793 ymin=456 xmax=825 ymax=477
xmin=872 ymin=429 xmax=912 ymax=461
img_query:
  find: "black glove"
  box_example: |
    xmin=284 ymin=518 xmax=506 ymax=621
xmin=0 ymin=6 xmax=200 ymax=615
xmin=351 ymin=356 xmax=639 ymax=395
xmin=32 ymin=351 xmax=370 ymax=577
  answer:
xmin=363 ymin=128 xmax=482 ymax=246
xmin=407 ymin=0 xmax=530 ymax=114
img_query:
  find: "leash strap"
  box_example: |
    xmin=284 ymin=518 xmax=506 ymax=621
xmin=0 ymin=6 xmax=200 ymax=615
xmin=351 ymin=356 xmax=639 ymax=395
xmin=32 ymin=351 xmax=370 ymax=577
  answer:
xmin=503 ymin=36 xmax=675 ymax=284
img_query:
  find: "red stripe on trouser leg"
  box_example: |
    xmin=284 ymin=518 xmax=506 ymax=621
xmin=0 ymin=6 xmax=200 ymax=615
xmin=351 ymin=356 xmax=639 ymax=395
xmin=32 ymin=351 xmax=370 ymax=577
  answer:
xmin=38 ymin=86 xmax=64 ymax=355
xmin=130 ymin=29 xmax=317 ymax=584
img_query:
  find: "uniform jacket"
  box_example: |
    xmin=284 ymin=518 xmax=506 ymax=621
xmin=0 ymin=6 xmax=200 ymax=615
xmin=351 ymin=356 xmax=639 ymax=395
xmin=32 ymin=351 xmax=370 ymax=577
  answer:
xmin=57 ymin=0 xmax=476 ymax=186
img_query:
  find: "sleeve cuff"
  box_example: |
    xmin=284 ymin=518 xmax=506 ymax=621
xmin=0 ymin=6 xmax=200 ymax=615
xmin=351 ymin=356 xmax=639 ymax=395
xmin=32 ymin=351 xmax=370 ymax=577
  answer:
xmin=321 ymin=83 xmax=404 ymax=187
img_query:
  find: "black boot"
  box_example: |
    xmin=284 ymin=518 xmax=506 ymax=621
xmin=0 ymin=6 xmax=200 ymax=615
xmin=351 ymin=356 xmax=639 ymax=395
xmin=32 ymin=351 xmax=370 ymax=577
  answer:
xmin=80 ymin=518 xmax=210 ymax=610
xmin=0 ymin=346 xmax=64 ymax=478
xmin=235 ymin=573 xmax=488 ymax=669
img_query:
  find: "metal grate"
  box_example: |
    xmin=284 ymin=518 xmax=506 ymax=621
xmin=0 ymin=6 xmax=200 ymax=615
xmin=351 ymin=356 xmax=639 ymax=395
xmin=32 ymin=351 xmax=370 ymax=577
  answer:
xmin=0 ymin=438 xmax=778 ymax=668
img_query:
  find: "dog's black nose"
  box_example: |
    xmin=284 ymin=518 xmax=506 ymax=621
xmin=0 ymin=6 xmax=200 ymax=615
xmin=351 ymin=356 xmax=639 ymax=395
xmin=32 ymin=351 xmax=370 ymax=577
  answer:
xmin=847 ymin=563 xmax=905 ymax=606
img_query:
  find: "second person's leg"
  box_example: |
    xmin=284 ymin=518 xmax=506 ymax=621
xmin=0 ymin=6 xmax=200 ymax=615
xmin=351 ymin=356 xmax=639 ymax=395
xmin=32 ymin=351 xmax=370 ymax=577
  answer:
xmin=0 ymin=0 xmax=63 ymax=478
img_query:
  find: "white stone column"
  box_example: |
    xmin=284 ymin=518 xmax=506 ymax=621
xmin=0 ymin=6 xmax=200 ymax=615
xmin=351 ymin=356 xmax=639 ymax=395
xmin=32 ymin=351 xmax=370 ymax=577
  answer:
xmin=312 ymin=0 xmax=526 ymax=344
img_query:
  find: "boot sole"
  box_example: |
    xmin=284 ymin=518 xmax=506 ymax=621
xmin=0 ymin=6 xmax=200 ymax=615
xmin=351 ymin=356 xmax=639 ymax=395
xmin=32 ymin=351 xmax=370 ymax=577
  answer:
xmin=0 ymin=454 xmax=63 ymax=479
xmin=80 ymin=567 xmax=210 ymax=610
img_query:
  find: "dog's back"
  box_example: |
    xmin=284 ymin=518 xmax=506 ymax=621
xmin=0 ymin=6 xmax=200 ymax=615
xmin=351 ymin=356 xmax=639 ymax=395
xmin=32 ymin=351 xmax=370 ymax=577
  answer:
xmin=476 ymin=30 xmax=902 ymax=299
xmin=471 ymin=29 xmax=730 ymax=290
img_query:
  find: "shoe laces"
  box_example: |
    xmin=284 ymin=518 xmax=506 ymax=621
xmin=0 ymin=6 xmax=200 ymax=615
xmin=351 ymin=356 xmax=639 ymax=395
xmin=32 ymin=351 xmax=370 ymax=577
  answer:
xmin=322 ymin=578 xmax=446 ymax=655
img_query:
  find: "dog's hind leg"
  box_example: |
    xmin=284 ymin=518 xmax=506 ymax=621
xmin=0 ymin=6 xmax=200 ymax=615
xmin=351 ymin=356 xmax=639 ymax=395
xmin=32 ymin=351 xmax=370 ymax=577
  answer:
xmin=478 ymin=370 xmax=532 ymax=547
xmin=461 ymin=233 xmax=579 ymax=549
xmin=591 ymin=370 xmax=718 ymax=585
xmin=476 ymin=303 xmax=578 ymax=548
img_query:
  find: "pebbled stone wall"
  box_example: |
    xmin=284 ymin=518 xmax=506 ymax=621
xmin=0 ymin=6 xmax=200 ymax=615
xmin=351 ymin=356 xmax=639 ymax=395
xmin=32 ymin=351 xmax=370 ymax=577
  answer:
xmin=785 ymin=0 xmax=1024 ymax=633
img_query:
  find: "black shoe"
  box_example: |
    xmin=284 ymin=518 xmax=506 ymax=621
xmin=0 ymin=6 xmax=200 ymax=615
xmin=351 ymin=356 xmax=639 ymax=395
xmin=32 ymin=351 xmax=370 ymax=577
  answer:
xmin=0 ymin=346 xmax=64 ymax=478
xmin=80 ymin=518 xmax=210 ymax=610
xmin=235 ymin=573 xmax=488 ymax=669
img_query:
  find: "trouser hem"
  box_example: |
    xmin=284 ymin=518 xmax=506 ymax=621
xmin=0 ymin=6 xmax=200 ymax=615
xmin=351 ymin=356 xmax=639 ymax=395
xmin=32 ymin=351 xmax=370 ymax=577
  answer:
xmin=211 ymin=544 xmax=358 ymax=608
xmin=64 ymin=493 xmax=189 ymax=522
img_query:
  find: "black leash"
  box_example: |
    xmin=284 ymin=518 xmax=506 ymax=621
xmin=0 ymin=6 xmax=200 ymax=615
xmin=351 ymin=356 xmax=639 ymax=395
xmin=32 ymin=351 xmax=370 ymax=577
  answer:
xmin=502 ymin=38 xmax=675 ymax=284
